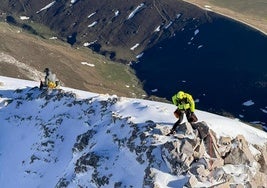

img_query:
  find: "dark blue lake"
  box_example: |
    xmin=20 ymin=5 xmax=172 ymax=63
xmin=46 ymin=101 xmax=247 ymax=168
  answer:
xmin=132 ymin=16 xmax=267 ymax=129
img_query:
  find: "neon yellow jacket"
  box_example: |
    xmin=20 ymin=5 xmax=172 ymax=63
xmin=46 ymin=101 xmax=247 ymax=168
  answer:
xmin=172 ymin=92 xmax=195 ymax=112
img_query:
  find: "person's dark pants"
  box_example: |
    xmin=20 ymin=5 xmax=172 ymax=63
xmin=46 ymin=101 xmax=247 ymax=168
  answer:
xmin=171 ymin=109 xmax=198 ymax=132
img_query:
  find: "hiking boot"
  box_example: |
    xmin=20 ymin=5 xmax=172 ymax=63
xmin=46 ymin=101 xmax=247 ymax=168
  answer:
xmin=166 ymin=129 xmax=176 ymax=136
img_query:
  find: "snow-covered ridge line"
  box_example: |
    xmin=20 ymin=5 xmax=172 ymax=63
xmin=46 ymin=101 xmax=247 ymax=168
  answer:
xmin=0 ymin=76 xmax=266 ymax=145
xmin=0 ymin=76 xmax=266 ymax=187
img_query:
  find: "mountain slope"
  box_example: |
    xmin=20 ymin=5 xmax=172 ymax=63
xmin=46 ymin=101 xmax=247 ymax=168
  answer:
xmin=0 ymin=22 xmax=146 ymax=98
xmin=0 ymin=0 xmax=210 ymax=62
xmin=0 ymin=76 xmax=267 ymax=187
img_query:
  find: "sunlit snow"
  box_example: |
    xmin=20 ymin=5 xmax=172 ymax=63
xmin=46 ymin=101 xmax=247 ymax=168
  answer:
xmin=20 ymin=16 xmax=30 ymax=20
xmin=130 ymin=43 xmax=139 ymax=50
xmin=0 ymin=76 xmax=266 ymax=188
xmin=164 ymin=21 xmax=173 ymax=29
xmin=194 ymin=29 xmax=199 ymax=35
xmin=242 ymin=100 xmax=254 ymax=106
xmin=81 ymin=62 xmax=95 ymax=67
xmin=88 ymin=21 xmax=98 ymax=28
xmin=83 ymin=40 xmax=97 ymax=47
xmin=71 ymin=0 xmax=78 ymax=4
xmin=114 ymin=10 xmax=120 ymax=17
xmin=127 ymin=3 xmax=145 ymax=20
xmin=154 ymin=25 xmax=161 ymax=32
xmin=36 ymin=1 xmax=56 ymax=14
xmin=88 ymin=12 xmax=96 ymax=19
xmin=136 ymin=53 xmax=144 ymax=59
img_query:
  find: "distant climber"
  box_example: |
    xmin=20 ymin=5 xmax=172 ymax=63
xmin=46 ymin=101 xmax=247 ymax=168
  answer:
xmin=168 ymin=91 xmax=198 ymax=135
xmin=39 ymin=68 xmax=59 ymax=89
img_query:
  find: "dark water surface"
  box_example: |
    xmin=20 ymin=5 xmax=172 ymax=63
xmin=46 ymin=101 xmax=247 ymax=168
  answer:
xmin=132 ymin=17 xmax=267 ymax=128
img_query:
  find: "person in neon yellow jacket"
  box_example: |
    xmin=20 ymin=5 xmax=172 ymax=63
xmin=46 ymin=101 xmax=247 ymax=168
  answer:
xmin=168 ymin=91 xmax=198 ymax=135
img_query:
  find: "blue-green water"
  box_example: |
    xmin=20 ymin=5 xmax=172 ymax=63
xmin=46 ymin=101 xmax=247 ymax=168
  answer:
xmin=132 ymin=17 xmax=267 ymax=128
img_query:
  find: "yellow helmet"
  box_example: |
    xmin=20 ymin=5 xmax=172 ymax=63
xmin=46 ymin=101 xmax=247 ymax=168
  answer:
xmin=177 ymin=91 xmax=185 ymax=99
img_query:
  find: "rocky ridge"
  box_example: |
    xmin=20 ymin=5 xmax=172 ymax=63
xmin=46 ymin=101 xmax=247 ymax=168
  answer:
xmin=0 ymin=84 xmax=266 ymax=187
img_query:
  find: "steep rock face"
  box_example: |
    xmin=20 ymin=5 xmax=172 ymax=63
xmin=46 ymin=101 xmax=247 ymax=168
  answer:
xmin=0 ymin=86 xmax=266 ymax=187
xmin=0 ymin=0 xmax=210 ymax=62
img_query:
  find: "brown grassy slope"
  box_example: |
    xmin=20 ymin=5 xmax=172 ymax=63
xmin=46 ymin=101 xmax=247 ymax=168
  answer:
xmin=0 ymin=22 xmax=146 ymax=98
xmin=182 ymin=0 xmax=267 ymax=35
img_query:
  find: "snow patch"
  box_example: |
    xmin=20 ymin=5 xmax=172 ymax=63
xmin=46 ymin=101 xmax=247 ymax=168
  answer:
xmin=154 ymin=25 xmax=161 ymax=32
xmin=114 ymin=10 xmax=120 ymax=17
xmin=164 ymin=21 xmax=173 ymax=29
xmin=36 ymin=1 xmax=56 ymax=14
xmin=250 ymin=121 xmax=261 ymax=124
xmin=81 ymin=62 xmax=95 ymax=67
xmin=71 ymin=0 xmax=79 ymax=5
xmin=130 ymin=43 xmax=139 ymax=51
xmin=88 ymin=12 xmax=96 ymax=18
xmin=242 ymin=100 xmax=254 ymax=106
xmin=194 ymin=29 xmax=200 ymax=36
xmin=260 ymin=108 xmax=267 ymax=113
xmin=136 ymin=53 xmax=144 ymax=59
xmin=127 ymin=3 xmax=145 ymax=20
xmin=49 ymin=37 xmax=57 ymax=40
xmin=20 ymin=16 xmax=30 ymax=20
xmin=88 ymin=21 xmax=98 ymax=28
xmin=83 ymin=40 xmax=97 ymax=47
xmin=176 ymin=14 xmax=181 ymax=19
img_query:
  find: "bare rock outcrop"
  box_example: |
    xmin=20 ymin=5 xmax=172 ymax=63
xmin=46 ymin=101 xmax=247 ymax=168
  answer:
xmin=158 ymin=121 xmax=267 ymax=187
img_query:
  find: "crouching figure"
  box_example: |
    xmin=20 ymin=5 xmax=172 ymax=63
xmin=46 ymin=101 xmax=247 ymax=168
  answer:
xmin=168 ymin=91 xmax=198 ymax=135
xmin=40 ymin=68 xmax=60 ymax=89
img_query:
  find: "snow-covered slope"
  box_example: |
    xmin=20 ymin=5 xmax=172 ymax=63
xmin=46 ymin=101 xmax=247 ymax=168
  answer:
xmin=0 ymin=76 xmax=266 ymax=188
